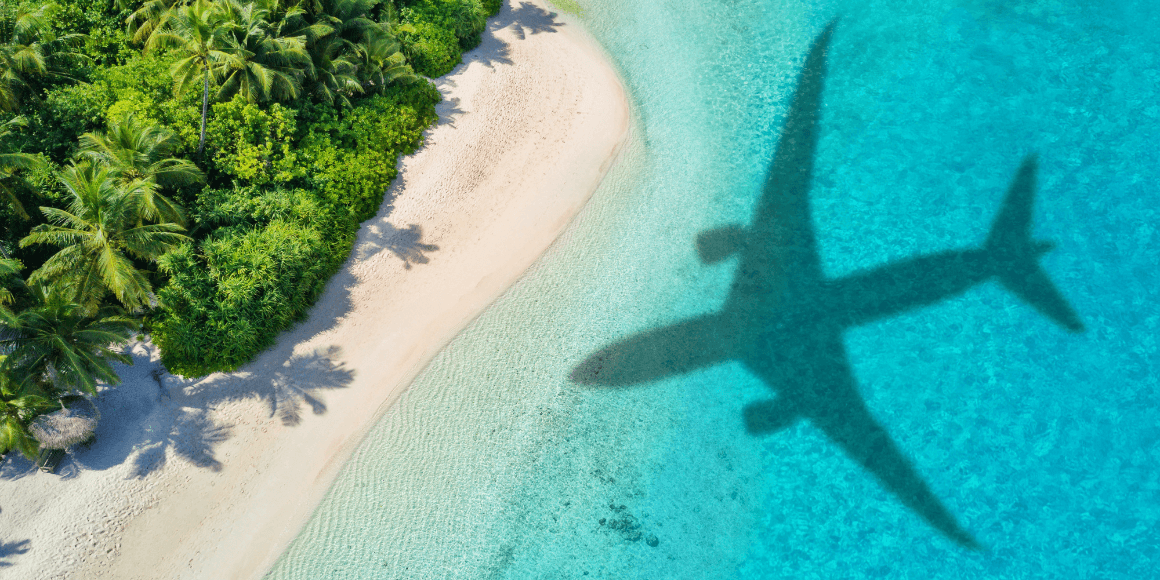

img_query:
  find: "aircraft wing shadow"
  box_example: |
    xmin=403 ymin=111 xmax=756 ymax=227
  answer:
xmin=570 ymin=314 xmax=733 ymax=387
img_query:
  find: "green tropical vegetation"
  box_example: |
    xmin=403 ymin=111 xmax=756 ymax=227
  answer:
xmin=0 ymin=0 xmax=503 ymax=459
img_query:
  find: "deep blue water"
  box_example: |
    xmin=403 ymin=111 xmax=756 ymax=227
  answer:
xmin=267 ymin=0 xmax=1159 ymax=577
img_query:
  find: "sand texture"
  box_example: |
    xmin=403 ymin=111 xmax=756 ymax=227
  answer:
xmin=0 ymin=3 xmax=628 ymax=578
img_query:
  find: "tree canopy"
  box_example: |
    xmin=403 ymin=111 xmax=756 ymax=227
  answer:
xmin=1 ymin=0 xmax=503 ymax=457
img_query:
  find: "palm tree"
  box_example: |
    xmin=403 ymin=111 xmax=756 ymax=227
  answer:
xmin=260 ymin=0 xmax=329 ymax=41
xmin=20 ymin=163 xmax=189 ymax=311
xmin=299 ymin=0 xmax=384 ymax=106
xmin=0 ymin=115 xmax=45 ymax=220
xmin=215 ymin=0 xmax=310 ymax=103
xmin=313 ymin=0 xmax=380 ymax=47
xmin=0 ymin=365 xmax=52 ymax=458
xmin=121 ymin=0 xmax=184 ymax=46
xmin=302 ymin=32 xmax=361 ymax=105
xmin=0 ymin=257 xmax=22 ymax=308
xmin=357 ymin=25 xmax=415 ymax=91
xmin=77 ymin=113 xmax=202 ymax=225
xmin=146 ymin=0 xmax=236 ymax=153
xmin=0 ymin=2 xmax=87 ymax=112
xmin=0 ymin=283 xmax=136 ymax=398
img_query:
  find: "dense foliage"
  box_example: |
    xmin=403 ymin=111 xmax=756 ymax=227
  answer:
xmin=0 ymin=0 xmax=502 ymax=457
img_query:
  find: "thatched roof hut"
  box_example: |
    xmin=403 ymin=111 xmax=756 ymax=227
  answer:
xmin=29 ymin=397 xmax=100 ymax=450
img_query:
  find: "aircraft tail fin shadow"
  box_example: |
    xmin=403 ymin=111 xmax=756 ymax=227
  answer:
xmin=985 ymin=155 xmax=1085 ymax=332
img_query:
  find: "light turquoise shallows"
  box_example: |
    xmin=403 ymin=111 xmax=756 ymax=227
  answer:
xmin=267 ymin=0 xmax=1159 ymax=578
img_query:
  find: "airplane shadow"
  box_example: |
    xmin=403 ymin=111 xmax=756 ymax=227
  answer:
xmin=571 ymin=21 xmax=1083 ymax=549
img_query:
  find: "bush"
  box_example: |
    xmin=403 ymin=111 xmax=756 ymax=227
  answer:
xmin=153 ymin=81 xmax=441 ymax=376
xmin=24 ymin=79 xmax=109 ymax=161
xmin=97 ymin=56 xmax=200 ymax=134
xmin=48 ymin=0 xmax=135 ymax=68
xmin=205 ymin=97 xmax=303 ymax=186
xmin=27 ymin=55 xmax=197 ymax=161
xmin=398 ymin=19 xmax=462 ymax=77
xmin=300 ymin=82 xmax=440 ymax=222
xmin=152 ymin=188 xmax=355 ymax=377
xmin=398 ymin=0 xmax=487 ymax=76
xmin=2 ymin=0 xmax=511 ymax=386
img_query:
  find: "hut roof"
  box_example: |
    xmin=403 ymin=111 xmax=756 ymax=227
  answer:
xmin=29 ymin=397 xmax=100 ymax=450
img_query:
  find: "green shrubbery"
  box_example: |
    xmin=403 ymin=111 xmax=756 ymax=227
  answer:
xmin=47 ymin=0 xmax=136 ymax=67
xmin=397 ymin=0 xmax=488 ymax=77
xmin=397 ymin=18 xmax=461 ymax=77
xmin=27 ymin=55 xmax=198 ymax=161
xmin=1 ymin=0 xmax=503 ymax=455
xmin=205 ymin=98 xmax=303 ymax=186
xmin=150 ymin=81 xmax=439 ymax=375
xmin=300 ymin=82 xmax=439 ymax=221
xmin=152 ymin=188 xmax=353 ymax=376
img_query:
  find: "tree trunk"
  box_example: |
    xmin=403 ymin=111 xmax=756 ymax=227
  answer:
xmin=199 ymin=70 xmax=209 ymax=154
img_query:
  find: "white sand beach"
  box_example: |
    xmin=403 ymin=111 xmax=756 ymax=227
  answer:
xmin=0 ymin=2 xmax=628 ymax=578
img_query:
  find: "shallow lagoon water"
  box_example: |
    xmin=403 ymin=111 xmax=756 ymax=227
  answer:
xmin=267 ymin=0 xmax=1159 ymax=577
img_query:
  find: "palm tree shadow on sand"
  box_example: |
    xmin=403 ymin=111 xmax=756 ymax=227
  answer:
xmin=1 ymin=187 xmax=436 ymax=480
xmin=39 ymin=345 xmax=359 ymax=480
xmin=354 ymin=222 xmax=439 ymax=268
xmin=571 ymin=21 xmax=1084 ymax=549
xmin=452 ymin=1 xmax=564 ymax=72
xmin=0 ymin=539 xmax=30 ymax=568
xmin=120 ymin=346 xmax=356 ymax=478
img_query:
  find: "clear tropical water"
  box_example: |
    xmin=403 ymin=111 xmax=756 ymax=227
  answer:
xmin=267 ymin=0 xmax=1159 ymax=578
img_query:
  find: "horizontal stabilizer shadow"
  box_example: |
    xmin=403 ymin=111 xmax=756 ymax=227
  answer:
xmin=571 ymin=18 xmax=1085 ymax=549
xmin=987 ymin=156 xmax=1084 ymax=332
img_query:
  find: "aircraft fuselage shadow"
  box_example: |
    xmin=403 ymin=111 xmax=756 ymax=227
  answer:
xmin=570 ymin=20 xmax=1083 ymax=550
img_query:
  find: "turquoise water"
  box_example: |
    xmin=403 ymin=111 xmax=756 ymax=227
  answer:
xmin=267 ymin=0 xmax=1159 ymax=578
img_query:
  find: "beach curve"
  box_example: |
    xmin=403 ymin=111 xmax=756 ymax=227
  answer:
xmin=0 ymin=1 xmax=628 ymax=578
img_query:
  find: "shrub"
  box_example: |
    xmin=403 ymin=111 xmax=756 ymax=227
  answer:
xmin=152 ymin=188 xmax=355 ymax=377
xmin=97 ymin=56 xmax=199 ymax=131
xmin=48 ymin=0 xmax=135 ymax=68
xmin=300 ymin=82 xmax=440 ymax=222
xmin=397 ymin=0 xmax=487 ymax=76
xmin=2 ymin=0 xmax=505 ymax=382
xmin=205 ymin=97 xmax=303 ymax=186
xmin=154 ymin=82 xmax=438 ymax=376
xmin=27 ymin=55 xmax=197 ymax=161
xmin=398 ymin=18 xmax=462 ymax=77
xmin=24 ymin=80 xmax=109 ymax=160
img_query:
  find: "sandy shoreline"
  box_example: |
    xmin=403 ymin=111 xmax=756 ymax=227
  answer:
xmin=0 ymin=2 xmax=628 ymax=578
